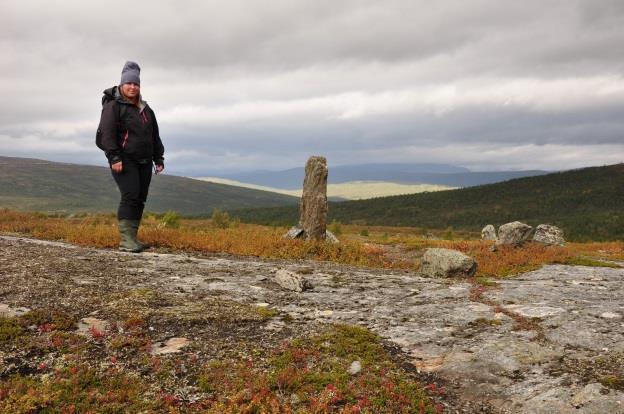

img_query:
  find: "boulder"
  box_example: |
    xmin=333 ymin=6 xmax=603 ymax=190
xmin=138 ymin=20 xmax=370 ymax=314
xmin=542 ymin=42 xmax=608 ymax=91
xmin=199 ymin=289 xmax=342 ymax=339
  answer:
xmin=496 ymin=221 xmax=533 ymax=246
xmin=274 ymin=269 xmax=311 ymax=292
xmin=533 ymin=224 xmax=565 ymax=246
xmin=481 ymin=225 xmax=497 ymax=241
xmin=421 ymin=248 xmax=477 ymax=278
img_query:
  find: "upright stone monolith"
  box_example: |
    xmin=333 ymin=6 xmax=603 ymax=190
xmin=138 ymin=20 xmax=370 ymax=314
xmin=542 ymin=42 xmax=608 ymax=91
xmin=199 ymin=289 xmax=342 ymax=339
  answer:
xmin=284 ymin=156 xmax=338 ymax=242
xmin=300 ymin=156 xmax=328 ymax=240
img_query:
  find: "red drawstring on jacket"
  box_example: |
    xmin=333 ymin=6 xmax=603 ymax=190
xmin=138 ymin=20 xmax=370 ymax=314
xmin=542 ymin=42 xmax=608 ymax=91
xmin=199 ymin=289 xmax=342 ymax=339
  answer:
xmin=122 ymin=130 xmax=129 ymax=148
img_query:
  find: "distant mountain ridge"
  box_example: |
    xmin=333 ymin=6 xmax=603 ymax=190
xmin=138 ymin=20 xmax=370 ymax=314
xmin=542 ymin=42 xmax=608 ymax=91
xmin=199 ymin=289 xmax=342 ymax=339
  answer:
xmin=229 ymin=164 xmax=624 ymax=241
xmin=213 ymin=163 xmax=549 ymax=189
xmin=0 ymin=156 xmax=298 ymax=215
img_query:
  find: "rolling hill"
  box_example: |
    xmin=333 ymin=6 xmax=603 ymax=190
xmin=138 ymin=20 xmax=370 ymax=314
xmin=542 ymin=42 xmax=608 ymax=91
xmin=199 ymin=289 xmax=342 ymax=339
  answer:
xmin=229 ymin=164 xmax=624 ymax=241
xmin=0 ymin=156 xmax=298 ymax=215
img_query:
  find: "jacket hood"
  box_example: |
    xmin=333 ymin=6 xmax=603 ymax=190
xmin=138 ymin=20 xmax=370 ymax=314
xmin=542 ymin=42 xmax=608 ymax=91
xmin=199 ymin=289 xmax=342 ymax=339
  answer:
xmin=102 ymin=86 xmax=147 ymax=109
xmin=102 ymin=86 xmax=118 ymax=105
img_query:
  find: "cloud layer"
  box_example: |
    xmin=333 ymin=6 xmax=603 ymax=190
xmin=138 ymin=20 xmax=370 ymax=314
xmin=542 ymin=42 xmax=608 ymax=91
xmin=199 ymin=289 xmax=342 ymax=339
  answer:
xmin=1 ymin=0 xmax=623 ymax=174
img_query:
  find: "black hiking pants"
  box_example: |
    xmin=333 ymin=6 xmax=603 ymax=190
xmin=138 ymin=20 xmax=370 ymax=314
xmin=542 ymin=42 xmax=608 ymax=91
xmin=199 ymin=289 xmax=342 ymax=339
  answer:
xmin=112 ymin=159 xmax=152 ymax=221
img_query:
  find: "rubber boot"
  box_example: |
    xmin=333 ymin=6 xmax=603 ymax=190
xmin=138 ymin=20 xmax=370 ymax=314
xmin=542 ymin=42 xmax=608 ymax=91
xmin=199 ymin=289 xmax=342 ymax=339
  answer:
xmin=129 ymin=219 xmax=150 ymax=250
xmin=118 ymin=219 xmax=143 ymax=253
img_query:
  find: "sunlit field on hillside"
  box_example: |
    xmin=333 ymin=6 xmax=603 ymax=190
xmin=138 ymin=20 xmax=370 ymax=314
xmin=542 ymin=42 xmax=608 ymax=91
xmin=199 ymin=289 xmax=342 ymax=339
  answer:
xmin=1 ymin=209 xmax=622 ymax=278
xmin=197 ymin=177 xmax=454 ymax=200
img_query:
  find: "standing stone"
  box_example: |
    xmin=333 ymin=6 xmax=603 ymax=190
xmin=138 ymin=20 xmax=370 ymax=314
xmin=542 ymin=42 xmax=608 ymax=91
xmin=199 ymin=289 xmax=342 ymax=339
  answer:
xmin=533 ymin=224 xmax=565 ymax=245
xmin=481 ymin=224 xmax=497 ymax=241
xmin=300 ymin=156 xmax=328 ymax=240
xmin=421 ymin=248 xmax=477 ymax=278
xmin=496 ymin=221 xmax=533 ymax=246
xmin=284 ymin=156 xmax=338 ymax=242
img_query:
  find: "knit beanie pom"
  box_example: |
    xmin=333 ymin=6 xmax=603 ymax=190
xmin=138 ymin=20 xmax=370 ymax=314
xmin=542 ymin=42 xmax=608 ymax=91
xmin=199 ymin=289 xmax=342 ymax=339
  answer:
xmin=120 ymin=61 xmax=141 ymax=85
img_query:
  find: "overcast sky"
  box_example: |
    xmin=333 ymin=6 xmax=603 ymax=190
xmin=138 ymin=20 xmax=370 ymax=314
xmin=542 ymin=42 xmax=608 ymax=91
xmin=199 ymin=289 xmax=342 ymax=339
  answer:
xmin=2 ymin=0 xmax=623 ymax=175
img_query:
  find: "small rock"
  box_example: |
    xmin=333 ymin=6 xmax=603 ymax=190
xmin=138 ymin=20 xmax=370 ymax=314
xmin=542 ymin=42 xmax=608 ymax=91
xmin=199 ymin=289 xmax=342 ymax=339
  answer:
xmin=481 ymin=224 xmax=497 ymax=241
xmin=290 ymin=393 xmax=300 ymax=405
xmin=275 ymin=269 xmax=312 ymax=292
xmin=283 ymin=226 xmax=304 ymax=239
xmin=533 ymin=224 xmax=565 ymax=245
xmin=325 ymin=230 xmax=339 ymax=244
xmin=151 ymin=337 xmax=190 ymax=355
xmin=421 ymin=248 xmax=477 ymax=278
xmin=348 ymin=360 xmax=362 ymax=375
xmin=570 ymin=383 xmax=606 ymax=407
xmin=496 ymin=221 xmax=533 ymax=246
xmin=504 ymin=305 xmax=565 ymax=318
xmin=600 ymin=312 xmax=622 ymax=319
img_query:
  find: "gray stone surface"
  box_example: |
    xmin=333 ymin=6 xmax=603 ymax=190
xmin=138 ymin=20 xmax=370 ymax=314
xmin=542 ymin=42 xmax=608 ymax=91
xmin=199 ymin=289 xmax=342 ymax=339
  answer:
xmin=496 ymin=221 xmax=533 ymax=246
xmin=2 ymin=235 xmax=624 ymax=413
xmin=482 ymin=224 xmax=497 ymax=241
xmin=533 ymin=224 xmax=565 ymax=245
xmin=421 ymin=248 xmax=477 ymax=278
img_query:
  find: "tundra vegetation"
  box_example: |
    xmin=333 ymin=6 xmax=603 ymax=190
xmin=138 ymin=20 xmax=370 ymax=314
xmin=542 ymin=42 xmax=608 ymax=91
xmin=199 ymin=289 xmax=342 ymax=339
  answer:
xmin=1 ymin=209 xmax=622 ymax=278
xmin=1 ymin=208 xmax=623 ymax=412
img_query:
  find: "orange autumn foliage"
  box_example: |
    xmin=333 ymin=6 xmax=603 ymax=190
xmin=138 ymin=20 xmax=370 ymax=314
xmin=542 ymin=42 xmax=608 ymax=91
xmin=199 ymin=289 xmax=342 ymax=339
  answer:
xmin=1 ymin=209 xmax=622 ymax=278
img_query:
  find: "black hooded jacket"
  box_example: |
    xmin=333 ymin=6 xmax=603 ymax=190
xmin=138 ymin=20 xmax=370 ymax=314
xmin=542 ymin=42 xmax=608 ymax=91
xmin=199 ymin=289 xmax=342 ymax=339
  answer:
xmin=99 ymin=86 xmax=165 ymax=166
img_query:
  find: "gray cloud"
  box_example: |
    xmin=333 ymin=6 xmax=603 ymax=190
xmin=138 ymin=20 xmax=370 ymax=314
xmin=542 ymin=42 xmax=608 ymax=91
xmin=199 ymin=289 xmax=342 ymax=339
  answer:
xmin=1 ymin=0 xmax=623 ymax=175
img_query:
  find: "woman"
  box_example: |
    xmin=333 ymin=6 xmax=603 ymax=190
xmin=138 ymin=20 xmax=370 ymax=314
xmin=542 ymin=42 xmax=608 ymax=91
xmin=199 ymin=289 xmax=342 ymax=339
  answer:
xmin=99 ymin=61 xmax=165 ymax=252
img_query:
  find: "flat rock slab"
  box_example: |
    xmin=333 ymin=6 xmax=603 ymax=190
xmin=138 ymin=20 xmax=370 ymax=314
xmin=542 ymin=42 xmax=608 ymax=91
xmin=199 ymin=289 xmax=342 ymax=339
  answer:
xmin=77 ymin=317 xmax=109 ymax=336
xmin=151 ymin=337 xmax=190 ymax=355
xmin=1 ymin=235 xmax=623 ymax=414
xmin=0 ymin=303 xmax=30 ymax=318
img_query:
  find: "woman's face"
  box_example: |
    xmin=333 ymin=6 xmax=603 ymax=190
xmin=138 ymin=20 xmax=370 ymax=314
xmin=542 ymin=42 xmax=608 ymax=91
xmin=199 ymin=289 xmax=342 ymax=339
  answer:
xmin=121 ymin=82 xmax=140 ymax=100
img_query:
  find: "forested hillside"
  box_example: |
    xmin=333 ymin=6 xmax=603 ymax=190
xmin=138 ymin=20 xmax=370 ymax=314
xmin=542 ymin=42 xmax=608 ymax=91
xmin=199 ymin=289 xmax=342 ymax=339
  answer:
xmin=230 ymin=164 xmax=624 ymax=241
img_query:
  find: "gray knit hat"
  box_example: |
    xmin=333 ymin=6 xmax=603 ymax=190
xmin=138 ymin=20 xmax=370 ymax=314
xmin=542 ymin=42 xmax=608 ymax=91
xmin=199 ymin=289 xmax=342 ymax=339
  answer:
xmin=120 ymin=61 xmax=141 ymax=85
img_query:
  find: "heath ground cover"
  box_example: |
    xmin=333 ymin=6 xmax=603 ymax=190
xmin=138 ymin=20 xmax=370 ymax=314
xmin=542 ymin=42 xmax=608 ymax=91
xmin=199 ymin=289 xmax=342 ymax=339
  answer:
xmin=1 ymin=209 xmax=622 ymax=278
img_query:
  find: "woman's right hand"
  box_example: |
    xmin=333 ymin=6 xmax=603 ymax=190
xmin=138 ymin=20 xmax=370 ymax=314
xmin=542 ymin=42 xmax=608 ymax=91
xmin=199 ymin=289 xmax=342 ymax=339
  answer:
xmin=111 ymin=161 xmax=123 ymax=173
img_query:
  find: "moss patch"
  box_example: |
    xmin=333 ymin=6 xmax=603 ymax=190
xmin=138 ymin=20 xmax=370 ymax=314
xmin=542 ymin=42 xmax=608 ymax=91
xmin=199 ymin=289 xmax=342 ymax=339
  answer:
xmin=550 ymin=352 xmax=624 ymax=391
xmin=0 ymin=316 xmax=24 ymax=342
xmin=197 ymin=325 xmax=439 ymax=413
xmin=558 ymin=256 xmax=622 ymax=268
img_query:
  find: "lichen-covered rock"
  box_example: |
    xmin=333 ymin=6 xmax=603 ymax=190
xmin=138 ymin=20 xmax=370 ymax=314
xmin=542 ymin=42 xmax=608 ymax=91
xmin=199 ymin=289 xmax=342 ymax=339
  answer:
xmin=325 ymin=230 xmax=339 ymax=244
xmin=481 ymin=224 xmax=497 ymax=241
xmin=496 ymin=221 xmax=533 ymax=246
xmin=283 ymin=226 xmax=339 ymax=243
xmin=274 ymin=269 xmax=311 ymax=292
xmin=421 ymin=248 xmax=477 ymax=278
xmin=300 ymin=156 xmax=328 ymax=240
xmin=533 ymin=224 xmax=565 ymax=246
xmin=283 ymin=226 xmax=304 ymax=239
